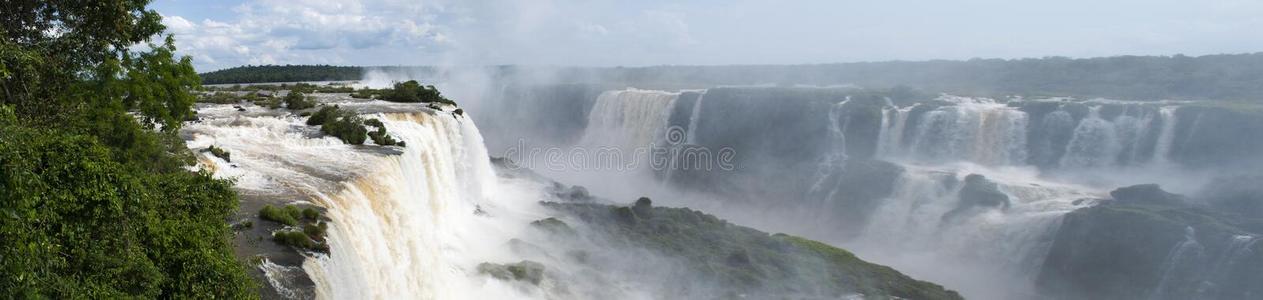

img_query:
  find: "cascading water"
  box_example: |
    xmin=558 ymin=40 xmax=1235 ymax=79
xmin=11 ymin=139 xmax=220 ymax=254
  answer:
xmin=806 ymin=99 xmax=851 ymax=214
xmin=185 ymin=103 xmax=550 ymax=300
xmin=1150 ymin=227 xmax=1206 ymax=300
xmin=1152 ymin=106 xmax=1178 ymax=165
xmin=1060 ymin=106 xmax=1122 ymax=169
xmin=684 ymin=89 xmax=708 ymax=144
xmin=576 ymin=89 xmax=680 ymax=150
xmin=893 ymin=97 xmax=1028 ymax=166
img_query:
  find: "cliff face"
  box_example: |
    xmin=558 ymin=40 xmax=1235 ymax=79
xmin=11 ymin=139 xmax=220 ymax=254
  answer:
xmin=1036 ymin=185 xmax=1263 ymax=300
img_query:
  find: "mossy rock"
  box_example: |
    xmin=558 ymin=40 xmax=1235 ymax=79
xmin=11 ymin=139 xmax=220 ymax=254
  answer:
xmin=477 ymin=260 xmax=546 ymax=285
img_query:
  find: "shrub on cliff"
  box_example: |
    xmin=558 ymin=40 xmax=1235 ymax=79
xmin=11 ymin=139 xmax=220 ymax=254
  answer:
xmin=381 ymin=80 xmax=456 ymax=105
xmin=284 ymin=91 xmax=316 ymax=110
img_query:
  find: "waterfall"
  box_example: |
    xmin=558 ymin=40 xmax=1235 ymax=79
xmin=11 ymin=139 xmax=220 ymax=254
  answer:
xmin=186 ymin=105 xmax=537 ymax=299
xmin=684 ymin=89 xmax=708 ymax=144
xmin=875 ymin=105 xmax=914 ymax=159
xmin=304 ymin=112 xmax=513 ymax=299
xmin=1152 ymin=106 xmax=1178 ymax=164
xmin=806 ymin=99 xmax=851 ymax=212
xmin=1060 ymin=106 xmax=1122 ymax=169
xmin=902 ymin=98 xmax=1028 ymax=165
xmin=577 ymin=89 xmax=680 ymax=150
xmin=1150 ymin=226 xmax=1206 ymax=300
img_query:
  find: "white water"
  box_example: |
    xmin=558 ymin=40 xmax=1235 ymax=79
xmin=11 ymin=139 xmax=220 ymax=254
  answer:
xmin=892 ymin=97 xmax=1029 ymax=166
xmin=1150 ymin=226 xmax=1206 ymax=300
xmin=577 ymin=89 xmax=680 ymax=151
xmin=684 ymin=90 xmax=707 ymax=144
xmin=848 ymin=162 xmax=1100 ymax=299
xmin=1152 ymin=106 xmax=1179 ymax=164
xmin=186 ymin=101 xmax=557 ymax=300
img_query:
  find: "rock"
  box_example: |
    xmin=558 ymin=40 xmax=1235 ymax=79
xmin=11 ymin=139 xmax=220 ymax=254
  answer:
xmin=1110 ymin=184 xmax=1185 ymax=205
xmin=942 ymin=174 xmax=1010 ymax=223
xmin=960 ymin=174 xmax=1011 ymax=209
xmin=477 ymin=260 xmax=545 ymax=285
xmin=530 ymin=217 xmax=576 ymax=236
xmin=632 ymin=197 xmax=653 ymax=218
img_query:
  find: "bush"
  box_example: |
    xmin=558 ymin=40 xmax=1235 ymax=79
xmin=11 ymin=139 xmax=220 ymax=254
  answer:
xmin=206 ymin=145 xmax=231 ymax=162
xmin=302 ymin=222 xmax=328 ymax=241
xmin=302 ymin=207 xmax=321 ymax=220
xmin=350 ymin=89 xmax=378 ymax=99
xmin=284 ymin=91 xmax=316 ymax=110
xmin=272 ymin=230 xmax=316 ymax=249
xmin=198 ymin=92 xmax=242 ymax=104
xmin=381 ymin=80 xmax=455 ymax=105
xmin=306 ymin=106 xmax=339 ymax=126
xmin=258 ymin=205 xmax=302 ymax=226
xmin=321 ymin=115 xmax=369 ymax=145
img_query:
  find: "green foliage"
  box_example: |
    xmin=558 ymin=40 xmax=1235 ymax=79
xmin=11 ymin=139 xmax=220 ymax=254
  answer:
xmin=321 ymin=114 xmax=369 ymax=145
xmin=206 ymin=145 xmax=231 ymax=162
xmin=0 ymin=127 xmax=256 ymax=298
xmin=283 ymin=91 xmax=316 ymax=110
xmin=272 ymin=230 xmax=316 ymax=249
xmin=302 ymin=207 xmax=321 ymax=221
xmin=350 ymin=88 xmax=379 ymax=99
xmin=197 ymin=92 xmax=243 ymax=104
xmin=199 ymin=65 xmax=362 ymax=84
xmin=0 ymin=2 xmax=256 ymax=297
xmin=381 ymin=80 xmax=455 ymax=105
xmin=306 ymin=106 xmax=340 ymax=126
xmin=258 ymin=205 xmax=303 ymax=226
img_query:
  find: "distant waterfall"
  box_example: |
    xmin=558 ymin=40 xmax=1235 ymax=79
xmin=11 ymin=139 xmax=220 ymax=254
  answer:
xmin=1151 ymin=106 xmax=1178 ymax=164
xmin=875 ymin=105 xmax=913 ymax=158
xmin=1150 ymin=227 xmax=1206 ymax=300
xmin=1060 ymin=107 xmax=1122 ymax=168
xmin=806 ymin=99 xmax=852 ymax=212
xmin=684 ymin=90 xmax=708 ymax=144
xmin=893 ymin=97 xmax=1028 ymax=165
xmin=856 ymin=165 xmax=1095 ymax=276
xmin=577 ymin=89 xmax=680 ymax=150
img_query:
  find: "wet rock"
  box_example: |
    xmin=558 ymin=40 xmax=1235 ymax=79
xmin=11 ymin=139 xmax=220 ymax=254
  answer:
xmin=1110 ymin=184 xmax=1185 ymax=205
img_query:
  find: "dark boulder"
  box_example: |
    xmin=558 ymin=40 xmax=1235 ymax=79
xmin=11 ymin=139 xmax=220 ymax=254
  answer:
xmin=942 ymin=174 xmax=1010 ymax=223
xmin=1110 ymin=184 xmax=1185 ymax=206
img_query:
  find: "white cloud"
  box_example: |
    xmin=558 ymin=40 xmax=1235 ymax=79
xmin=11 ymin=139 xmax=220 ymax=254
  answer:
xmin=163 ymin=0 xmax=445 ymax=70
xmin=158 ymin=0 xmax=1263 ymax=71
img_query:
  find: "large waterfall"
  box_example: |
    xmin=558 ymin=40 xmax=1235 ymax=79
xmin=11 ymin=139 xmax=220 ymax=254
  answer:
xmin=533 ymin=87 xmax=1241 ymax=299
xmin=185 ymin=103 xmax=553 ymax=299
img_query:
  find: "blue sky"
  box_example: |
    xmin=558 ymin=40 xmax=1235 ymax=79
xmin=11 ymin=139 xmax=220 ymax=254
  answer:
xmin=153 ymin=0 xmax=1263 ymax=72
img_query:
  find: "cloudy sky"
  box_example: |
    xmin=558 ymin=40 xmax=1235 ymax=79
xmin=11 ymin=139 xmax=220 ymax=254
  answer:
xmin=153 ymin=0 xmax=1263 ymax=72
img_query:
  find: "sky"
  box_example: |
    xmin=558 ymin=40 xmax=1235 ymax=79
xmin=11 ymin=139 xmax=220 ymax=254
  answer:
xmin=152 ymin=0 xmax=1263 ymax=72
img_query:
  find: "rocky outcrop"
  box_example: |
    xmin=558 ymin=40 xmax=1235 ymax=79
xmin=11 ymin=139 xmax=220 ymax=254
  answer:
xmin=537 ymin=200 xmax=963 ymax=300
xmin=1110 ymin=184 xmax=1186 ymax=205
xmin=1036 ymin=185 xmax=1263 ymax=300
xmin=941 ymin=174 xmax=1010 ymax=223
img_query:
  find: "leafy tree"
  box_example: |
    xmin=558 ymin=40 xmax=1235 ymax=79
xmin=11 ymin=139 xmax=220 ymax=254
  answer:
xmin=284 ymin=91 xmax=315 ymax=110
xmin=381 ymin=80 xmax=455 ymax=104
xmin=0 ymin=0 xmax=257 ymax=297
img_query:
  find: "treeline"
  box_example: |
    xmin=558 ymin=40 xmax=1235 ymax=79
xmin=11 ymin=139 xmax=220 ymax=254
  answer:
xmin=1 ymin=1 xmax=255 ymax=298
xmin=538 ymin=53 xmax=1263 ymax=101
xmin=201 ymin=65 xmax=363 ymax=84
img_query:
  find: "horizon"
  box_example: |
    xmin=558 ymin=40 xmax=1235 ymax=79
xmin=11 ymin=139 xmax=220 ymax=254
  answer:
xmin=197 ymin=51 xmax=1263 ymax=73
xmin=152 ymin=0 xmax=1263 ymax=71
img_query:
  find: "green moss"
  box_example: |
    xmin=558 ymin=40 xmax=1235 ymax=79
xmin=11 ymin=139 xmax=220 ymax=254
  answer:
xmin=258 ymin=205 xmax=303 ymax=226
xmin=206 ymin=145 xmax=231 ymax=162
xmin=477 ymin=261 xmax=546 ymax=285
